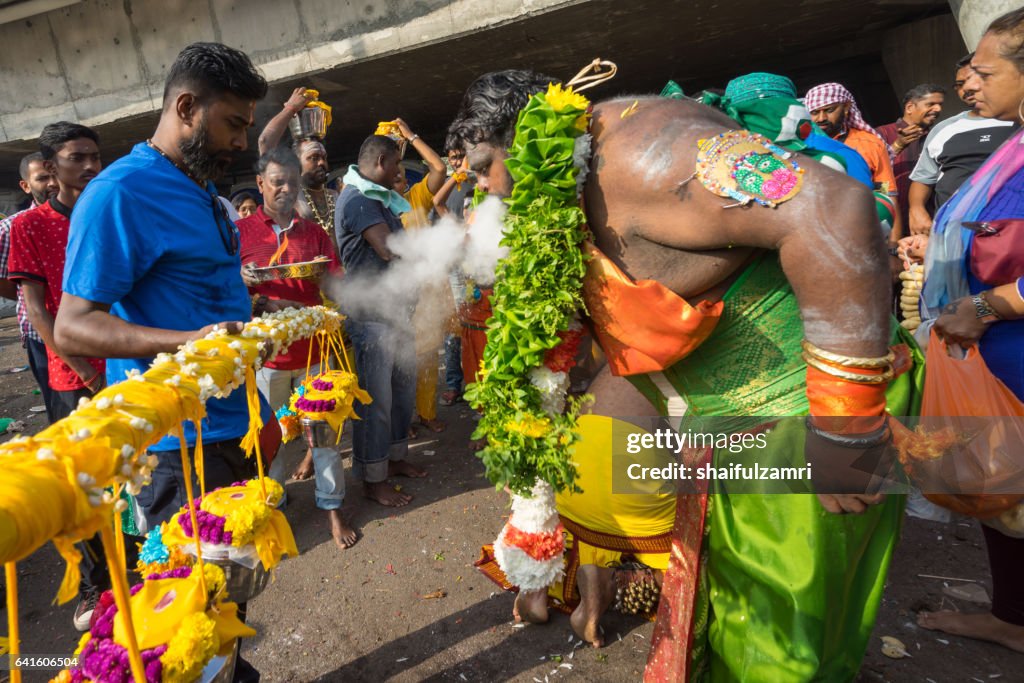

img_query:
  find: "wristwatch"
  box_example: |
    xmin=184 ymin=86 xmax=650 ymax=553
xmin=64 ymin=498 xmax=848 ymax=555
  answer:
xmin=887 ymin=245 xmax=900 ymax=257
xmin=972 ymin=292 xmax=1001 ymax=323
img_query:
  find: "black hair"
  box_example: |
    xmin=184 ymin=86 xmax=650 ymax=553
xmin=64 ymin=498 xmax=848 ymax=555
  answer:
xmin=357 ymin=135 xmax=399 ymax=167
xmin=255 ymin=145 xmax=301 ymax=175
xmin=38 ymin=121 xmax=99 ymax=160
xmin=19 ymin=152 xmax=44 ymax=180
xmin=231 ymin=191 xmax=258 ymax=211
xmin=987 ymin=7 xmax=1024 ymax=72
xmin=444 ymin=128 xmax=465 ymax=155
xmin=163 ymin=42 xmax=268 ymax=107
xmin=450 ymin=69 xmax=558 ymax=148
xmin=956 ymin=52 xmax=975 ymax=70
xmin=901 ymin=83 xmax=945 ymax=109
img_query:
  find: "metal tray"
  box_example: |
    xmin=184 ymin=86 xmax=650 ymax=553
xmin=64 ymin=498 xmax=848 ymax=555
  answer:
xmin=250 ymin=258 xmax=330 ymax=283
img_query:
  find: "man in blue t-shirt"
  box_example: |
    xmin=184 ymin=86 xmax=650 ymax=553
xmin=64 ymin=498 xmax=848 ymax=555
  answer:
xmin=335 ymin=135 xmax=428 ymax=507
xmin=56 ymin=43 xmax=271 ymax=533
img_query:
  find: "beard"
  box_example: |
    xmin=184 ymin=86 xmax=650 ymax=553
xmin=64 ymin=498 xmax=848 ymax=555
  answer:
xmin=179 ymin=116 xmax=233 ymax=182
xmin=302 ymin=167 xmax=327 ymax=188
xmin=31 ymin=188 xmax=55 ymax=205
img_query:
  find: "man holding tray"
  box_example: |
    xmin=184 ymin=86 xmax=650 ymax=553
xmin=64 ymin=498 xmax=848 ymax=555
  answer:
xmin=237 ymin=146 xmax=355 ymax=549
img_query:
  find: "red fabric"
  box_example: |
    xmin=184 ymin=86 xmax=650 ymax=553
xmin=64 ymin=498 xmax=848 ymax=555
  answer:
xmin=458 ymin=289 xmax=492 ymax=384
xmin=237 ymin=207 xmax=339 ymax=370
xmin=7 ymin=201 xmax=104 ymax=391
xmin=644 ymin=447 xmax=712 ymax=683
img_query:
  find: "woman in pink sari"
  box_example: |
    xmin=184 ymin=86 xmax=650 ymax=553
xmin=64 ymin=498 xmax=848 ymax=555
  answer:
xmin=904 ymin=7 xmax=1024 ymax=653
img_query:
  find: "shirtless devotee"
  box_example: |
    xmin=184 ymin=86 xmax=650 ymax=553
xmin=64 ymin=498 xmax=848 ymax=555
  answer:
xmin=453 ymin=69 xmax=921 ymax=681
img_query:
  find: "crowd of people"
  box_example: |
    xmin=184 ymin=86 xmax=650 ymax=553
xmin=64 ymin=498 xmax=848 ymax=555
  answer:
xmin=0 ymin=5 xmax=1023 ymax=681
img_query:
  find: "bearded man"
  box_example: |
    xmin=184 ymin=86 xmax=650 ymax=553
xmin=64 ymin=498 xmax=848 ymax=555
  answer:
xmin=258 ymin=87 xmax=339 ymax=247
xmin=56 ymin=42 xmax=273 ymax=530
xmin=56 ymin=42 xmax=273 ymax=681
xmin=454 ymin=70 xmax=921 ymax=682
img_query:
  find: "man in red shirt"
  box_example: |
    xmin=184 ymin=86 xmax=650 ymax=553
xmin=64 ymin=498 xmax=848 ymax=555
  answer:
xmin=237 ymin=147 xmax=356 ymax=549
xmin=8 ymin=122 xmax=105 ymax=422
xmin=7 ymin=121 xmax=108 ymax=632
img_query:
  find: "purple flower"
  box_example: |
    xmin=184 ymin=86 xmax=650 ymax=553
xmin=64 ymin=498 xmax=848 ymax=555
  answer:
xmin=81 ymin=637 xmax=130 ymax=683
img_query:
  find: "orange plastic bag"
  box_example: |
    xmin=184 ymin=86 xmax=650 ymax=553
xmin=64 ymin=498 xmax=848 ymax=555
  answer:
xmin=895 ymin=332 xmax=1024 ymax=518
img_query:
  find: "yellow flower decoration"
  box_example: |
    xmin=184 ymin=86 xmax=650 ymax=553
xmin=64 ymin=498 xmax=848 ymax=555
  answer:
xmin=544 ymin=83 xmax=588 ymax=114
xmin=375 ymin=120 xmax=402 ymax=138
xmin=505 ymin=415 xmax=552 ymax=439
xmin=160 ymin=612 xmax=219 ymax=683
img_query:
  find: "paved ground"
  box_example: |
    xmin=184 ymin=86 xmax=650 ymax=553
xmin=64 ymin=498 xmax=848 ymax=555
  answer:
xmin=0 ymin=316 xmax=1018 ymax=682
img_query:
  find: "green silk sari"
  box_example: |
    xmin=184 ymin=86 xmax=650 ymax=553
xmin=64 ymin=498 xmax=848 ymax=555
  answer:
xmin=633 ymin=253 xmax=923 ymax=682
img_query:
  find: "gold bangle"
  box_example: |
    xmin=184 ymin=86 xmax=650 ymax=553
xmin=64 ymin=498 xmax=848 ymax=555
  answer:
xmin=801 ymin=340 xmax=894 ymax=369
xmin=803 ymin=353 xmax=894 ymax=384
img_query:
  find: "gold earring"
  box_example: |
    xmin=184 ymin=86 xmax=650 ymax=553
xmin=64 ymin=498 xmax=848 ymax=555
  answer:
xmin=1018 ymin=97 xmax=1024 ymax=124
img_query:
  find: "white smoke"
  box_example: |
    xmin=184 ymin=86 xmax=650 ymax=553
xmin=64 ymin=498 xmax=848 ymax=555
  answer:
xmin=323 ymin=196 xmax=509 ymax=353
xmin=460 ymin=196 xmax=509 ymax=283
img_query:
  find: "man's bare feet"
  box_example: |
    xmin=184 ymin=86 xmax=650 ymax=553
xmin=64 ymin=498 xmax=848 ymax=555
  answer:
xmin=389 ymin=460 xmax=427 ymax=478
xmin=918 ymin=610 xmax=1024 ymax=653
xmin=513 ymin=589 xmax=549 ymax=624
xmin=570 ymin=565 xmax=616 ymax=648
xmin=417 ymin=416 xmax=446 ymax=433
xmin=291 ymin=450 xmax=314 ymax=481
xmin=363 ymin=480 xmax=413 ymax=507
xmin=469 ymin=437 xmax=487 ymax=452
xmin=328 ymin=509 xmax=358 ymax=549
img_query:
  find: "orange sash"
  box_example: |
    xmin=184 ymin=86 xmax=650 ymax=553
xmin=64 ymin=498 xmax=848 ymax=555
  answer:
xmin=581 ymin=242 xmax=723 ymax=376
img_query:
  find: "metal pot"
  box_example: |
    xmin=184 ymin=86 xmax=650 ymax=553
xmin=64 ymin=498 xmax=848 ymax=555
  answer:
xmin=205 ymin=556 xmax=271 ymax=603
xmin=200 ymin=641 xmax=237 ymax=683
xmin=289 ymin=106 xmax=329 ymax=141
xmin=302 ymin=417 xmax=335 ymax=450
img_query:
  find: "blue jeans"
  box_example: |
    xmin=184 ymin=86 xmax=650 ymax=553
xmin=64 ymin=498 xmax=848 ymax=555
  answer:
xmin=444 ymin=334 xmax=463 ymax=393
xmin=257 ymin=364 xmax=345 ymax=511
xmin=25 ymin=337 xmax=54 ymax=420
xmin=345 ymin=318 xmax=416 ymax=483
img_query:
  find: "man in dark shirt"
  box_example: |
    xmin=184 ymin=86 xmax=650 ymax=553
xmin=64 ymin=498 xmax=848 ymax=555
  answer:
xmin=877 ymin=84 xmax=945 ymax=236
xmin=335 ymin=135 xmax=428 ymax=507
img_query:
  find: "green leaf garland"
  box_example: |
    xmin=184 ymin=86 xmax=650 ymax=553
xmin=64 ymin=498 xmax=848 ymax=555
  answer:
xmin=464 ymin=85 xmax=593 ymax=496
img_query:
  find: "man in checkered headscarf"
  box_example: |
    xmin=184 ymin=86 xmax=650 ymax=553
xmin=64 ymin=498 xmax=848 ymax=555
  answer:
xmin=805 ymin=83 xmax=892 ymax=153
xmin=804 ymin=83 xmax=900 ymax=230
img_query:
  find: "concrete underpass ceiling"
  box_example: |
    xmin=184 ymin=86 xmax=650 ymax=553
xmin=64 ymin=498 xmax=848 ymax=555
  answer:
xmin=0 ymin=0 xmax=949 ymax=190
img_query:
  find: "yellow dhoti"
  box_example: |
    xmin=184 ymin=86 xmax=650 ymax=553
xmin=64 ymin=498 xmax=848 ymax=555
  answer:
xmin=548 ymin=415 xmax=675 ymax=609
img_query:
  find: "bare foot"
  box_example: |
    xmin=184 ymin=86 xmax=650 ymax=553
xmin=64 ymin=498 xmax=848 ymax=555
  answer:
xmin=513 ymin=589 xmax=549 ymax=624
xmin=328 ymin=509 xmax=358 ymax=549
xmin=918 ymin=610 xmax=1024 ymax=653
xmin=570 ymin=565 xmax=616 ymax=648
xmin=417 ymin=416 xmax=446 ymax=433
xmin=389 ymin=460 xmax=427 ymax=478
xmin=291 ymin=451 xmax=314 ymax=481
xmin=469 ymin=438 xmax=487 ymax=452
xmin=363 ymin=480 xmax=412 ymax=507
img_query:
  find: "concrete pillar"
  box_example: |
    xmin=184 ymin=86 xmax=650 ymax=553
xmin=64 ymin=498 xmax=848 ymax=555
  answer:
xmin=949 ymin=0 xmax=1020 ymax=51
xmin=881 ymin=13 xmax=967 ymax=121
